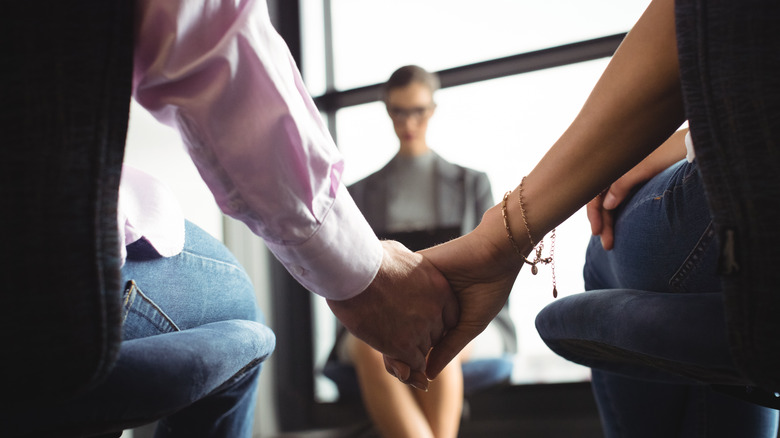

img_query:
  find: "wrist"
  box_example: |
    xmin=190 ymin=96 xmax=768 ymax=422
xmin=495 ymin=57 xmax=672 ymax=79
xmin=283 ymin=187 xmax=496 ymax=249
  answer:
xmin=486 ymin=181 xmax=560 ymax=298
xmin=477 ymin=201 xmax=532 ymax=271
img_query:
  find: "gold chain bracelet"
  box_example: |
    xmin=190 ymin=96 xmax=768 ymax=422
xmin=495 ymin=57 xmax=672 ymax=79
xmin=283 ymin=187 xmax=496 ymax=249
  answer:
xmin=501 ymin=177 xmax=558 ymax=298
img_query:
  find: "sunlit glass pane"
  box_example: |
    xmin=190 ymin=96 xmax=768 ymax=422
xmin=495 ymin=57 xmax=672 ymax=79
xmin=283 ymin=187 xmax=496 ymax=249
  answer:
xmin=326 ymin=0 xmax=650 ymax=90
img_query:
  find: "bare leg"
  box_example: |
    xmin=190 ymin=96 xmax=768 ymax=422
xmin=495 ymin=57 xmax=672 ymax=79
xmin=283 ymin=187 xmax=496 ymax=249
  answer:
xmin=412 ymin=353 xmax=464 ymax=438
xmin=348 ymin=334 xmax=466 ymax=438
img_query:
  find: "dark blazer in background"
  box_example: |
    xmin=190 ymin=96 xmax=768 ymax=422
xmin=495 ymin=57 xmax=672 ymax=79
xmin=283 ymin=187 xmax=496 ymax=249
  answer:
xmin=348 ymin=150 xmax=517 ymax=355
xmin=349 ymin=151 xmax=492 ymax=236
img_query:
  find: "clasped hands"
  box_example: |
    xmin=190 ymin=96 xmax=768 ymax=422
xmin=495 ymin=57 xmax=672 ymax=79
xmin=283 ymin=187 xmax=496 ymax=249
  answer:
xmin=327 ymin=206 xmax=520 ymax=390
xmin=328 ymin=131 xmax=686 ymax=389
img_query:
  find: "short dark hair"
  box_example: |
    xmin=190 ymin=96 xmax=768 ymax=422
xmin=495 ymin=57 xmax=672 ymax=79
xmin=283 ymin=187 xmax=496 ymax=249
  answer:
xmin=381 ymin=65 xmax=440 ymax=104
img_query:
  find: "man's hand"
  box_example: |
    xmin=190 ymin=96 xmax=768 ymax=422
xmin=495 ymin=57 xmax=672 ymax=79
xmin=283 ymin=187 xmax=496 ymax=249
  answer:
xmin=327 ymin=240 xmax=459 ymax=391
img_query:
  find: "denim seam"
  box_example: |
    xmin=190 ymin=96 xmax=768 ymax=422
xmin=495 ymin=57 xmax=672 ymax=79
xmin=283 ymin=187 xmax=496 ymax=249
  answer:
xmin=669 ymin=221 xmax=716 ymax=293
xmin=180 ymin=249 xmax=249 ymax=275
xmin=621 ymin=168 xmax=694 ymax=218
xmin=124 ymin=281 xmax=181 ymax=333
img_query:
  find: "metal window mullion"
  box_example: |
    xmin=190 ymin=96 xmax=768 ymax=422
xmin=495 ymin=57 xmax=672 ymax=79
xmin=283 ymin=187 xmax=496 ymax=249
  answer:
xmin=314 ymin=33 xmax=627 ymax=113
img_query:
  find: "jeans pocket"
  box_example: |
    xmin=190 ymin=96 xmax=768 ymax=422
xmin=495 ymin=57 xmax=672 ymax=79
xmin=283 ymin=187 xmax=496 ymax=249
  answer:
xmin=121 ymin=280 xmax=180 ymax=340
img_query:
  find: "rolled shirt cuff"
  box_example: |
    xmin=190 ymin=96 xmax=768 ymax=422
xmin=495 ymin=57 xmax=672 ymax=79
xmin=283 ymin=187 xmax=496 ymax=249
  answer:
xmin=265 ymin=183 xmax=383 ymax=301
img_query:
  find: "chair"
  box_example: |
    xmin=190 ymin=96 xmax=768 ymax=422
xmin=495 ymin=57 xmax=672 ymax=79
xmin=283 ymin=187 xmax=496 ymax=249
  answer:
xmin=1 ymin=3 xmax=275 ymax=436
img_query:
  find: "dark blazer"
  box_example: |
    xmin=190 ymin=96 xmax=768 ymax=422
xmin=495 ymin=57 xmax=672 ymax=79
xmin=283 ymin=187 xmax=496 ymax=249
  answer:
xmin=349 ymin=151 xmax=493 ymax=235
xmin=348 ymin=151 xmax=517 ymax=354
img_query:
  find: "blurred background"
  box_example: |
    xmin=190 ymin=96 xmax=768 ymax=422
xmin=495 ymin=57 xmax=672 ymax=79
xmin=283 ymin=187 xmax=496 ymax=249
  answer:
xmin=123 ymin=1 xmax=652 ymax=436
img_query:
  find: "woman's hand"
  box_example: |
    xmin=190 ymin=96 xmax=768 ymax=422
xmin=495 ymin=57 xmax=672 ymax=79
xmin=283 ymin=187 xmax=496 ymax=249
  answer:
xmin=327 ymin=240 xmax=459 ymax=391
xmin=587 ymin=128 xmax=689 ymax=250
xmin=418 ymin=206 xmax=522 ymax=380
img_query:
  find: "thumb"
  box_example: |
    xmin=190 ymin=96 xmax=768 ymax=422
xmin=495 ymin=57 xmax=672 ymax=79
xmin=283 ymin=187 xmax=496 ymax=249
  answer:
xmin=425 ymin=327 xmax=477 ymax=380
xmin=604 ymin=171 xmax=645 ymax=210
xmin=603 ymin=183 xmax=629 ymax=210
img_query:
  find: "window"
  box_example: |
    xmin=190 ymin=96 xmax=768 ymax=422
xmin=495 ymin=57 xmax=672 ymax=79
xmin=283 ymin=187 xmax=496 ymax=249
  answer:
xmin=302 ymin=0 xmax=650 ymax=92
xmin=293 ymin=0 xmax=652 ymax=421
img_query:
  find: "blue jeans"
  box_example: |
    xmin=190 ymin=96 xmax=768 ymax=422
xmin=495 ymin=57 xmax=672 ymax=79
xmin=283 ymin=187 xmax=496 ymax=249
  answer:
xmin=583 ymin=161 xmax=777 ymax=437
xmin=537 ymin=161 xmax=778 ymax=436
xmin=119 ymin=220 xmax=266 ymax=438
xmin=4 ymin=220 xmax=272 ymax=438
xmin=538 ymin=0 xmax=780 ymax=434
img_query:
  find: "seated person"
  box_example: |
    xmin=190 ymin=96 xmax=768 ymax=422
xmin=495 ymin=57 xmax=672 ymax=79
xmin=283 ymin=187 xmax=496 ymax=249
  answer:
xmin=574 ymin=127 xmax=779 ymax=437
xmin=330 ymin=65 xmax=517 ymax=438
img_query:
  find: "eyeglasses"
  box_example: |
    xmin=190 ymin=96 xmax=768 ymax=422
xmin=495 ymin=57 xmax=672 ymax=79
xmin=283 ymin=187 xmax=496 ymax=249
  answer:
xmin=387 ymin=104 xmax=436 ymax=122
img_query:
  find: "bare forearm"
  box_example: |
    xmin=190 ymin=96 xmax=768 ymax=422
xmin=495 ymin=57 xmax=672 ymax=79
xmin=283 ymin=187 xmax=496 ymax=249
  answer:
xmin=514 ymin=0 xmax=684 ymax=244
xmin=631 ymin=127 xmax=689 ymax=181
xmin=423 ymin=0 xmax=687 ymax=378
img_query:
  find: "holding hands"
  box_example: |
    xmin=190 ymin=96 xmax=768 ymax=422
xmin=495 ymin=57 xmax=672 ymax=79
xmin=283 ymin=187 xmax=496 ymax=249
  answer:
xmin=334 ymin=204 xmax=524 ymax=387
xmin=327 ymin=240 xmax=459 ymax=391
xmin=419 ymin=206 xmax=522 ymax=379
xmin=404 ymin=128 xmax=689 ymax=383
xmin=341 ymin=0 xmax=688 ymax=388
xmin=374 ymin=125 xmax=689 ymax=386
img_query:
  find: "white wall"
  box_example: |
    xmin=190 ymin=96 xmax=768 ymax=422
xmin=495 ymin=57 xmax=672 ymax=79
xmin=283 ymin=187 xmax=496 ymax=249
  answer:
xmin=123 ymin=102 xmax=222 ymax=239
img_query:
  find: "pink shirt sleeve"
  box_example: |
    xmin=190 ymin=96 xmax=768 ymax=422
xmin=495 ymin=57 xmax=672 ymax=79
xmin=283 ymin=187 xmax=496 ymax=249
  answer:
xmin=131 ymin=0 xmax=382 ymax=300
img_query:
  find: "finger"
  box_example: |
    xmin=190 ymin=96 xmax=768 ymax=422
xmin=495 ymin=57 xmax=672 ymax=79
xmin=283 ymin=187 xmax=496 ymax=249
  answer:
xmin=603 ymin=178 xmax=633 ymax=210
xmin=384 ymin=356 xmax=429 ymax=391
xmin=602 ymin=190 xmax=619 ymax=210
xmin=384 ymin=356 xmax=410 ymax=382
xmin=395 ymin=336 xmax=430 ymax=377
xmin=425 ymin=327 xmax=478 ymax=380
xmin=406 ymin=370 xmax=430 ymax=392
xmin=404 ymin=350 xmax=428 ymax=378
xmin=428 ymin=324 xmax=444 ymax=351
xmin=417 ymin=251 xmax=459 ymax=343
xmin=600 ymin=207 xmax=615 ymax=250
xmin=421 ymin=252 xmax=459 ymax=329
xmin=586 ymin=198 xmax=604 ymax=235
